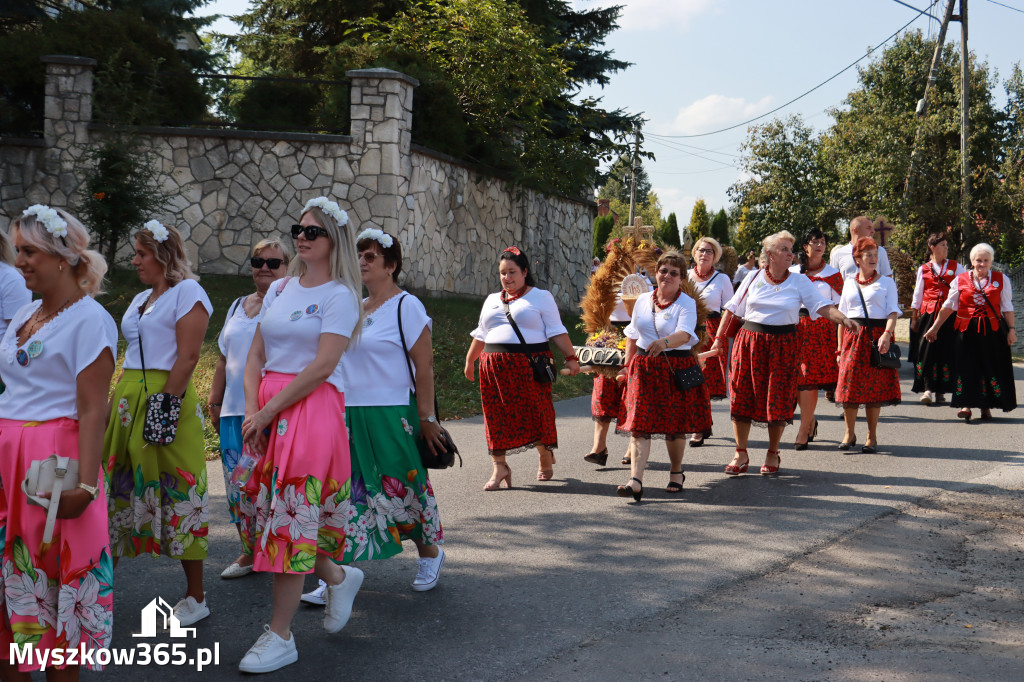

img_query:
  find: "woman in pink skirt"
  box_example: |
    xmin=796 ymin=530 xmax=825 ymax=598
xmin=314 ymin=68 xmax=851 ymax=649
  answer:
xmin=0 ymin=206 xmax=116 ymax=678
xmin=237 ymin=197 xmax=363 ymax=673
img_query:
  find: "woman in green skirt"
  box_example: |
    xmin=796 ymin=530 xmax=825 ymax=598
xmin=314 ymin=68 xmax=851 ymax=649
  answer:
xmin=301 ymin=227 xmax=446 ymax=605
xmin=105 ymin=220 xmax=213 ymax=626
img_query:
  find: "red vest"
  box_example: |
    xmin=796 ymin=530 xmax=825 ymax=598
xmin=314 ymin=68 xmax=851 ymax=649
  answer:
xmin=920 ymin=260 xmax=958 ymax=314
xmin=953 ymin=271 xmax=1005 ymax=332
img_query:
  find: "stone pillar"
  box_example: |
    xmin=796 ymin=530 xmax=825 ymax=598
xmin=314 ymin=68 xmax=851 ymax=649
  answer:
xmin=345 ymin=68 xmax=418 ymax=234
xmin=41 ymin=55 xmax=97 ymax=208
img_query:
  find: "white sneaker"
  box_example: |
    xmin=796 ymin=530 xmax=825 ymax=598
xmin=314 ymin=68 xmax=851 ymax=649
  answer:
xmin=300 ymin=580 xmax=327 ymax=606
xmin=238 ymin=625 xmax=298 ymax=673
xmin=323 ymin=566 xmax=363 ymax=633
xmin=171 ymin=596 xmax=209 ymax=626
xmin=920 ymin=391 xmax=933 ymax=405
xmin=220 ymin=561 xmax=254 ymax=579
xmin=412 ymin=548 xmax=445 ymax=592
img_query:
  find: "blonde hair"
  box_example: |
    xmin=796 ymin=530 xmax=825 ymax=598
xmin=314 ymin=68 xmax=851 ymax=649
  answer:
xmin=134 ymin=224 xmax=197 ymax=286
xmin=292 ymin=206 xmax=364 ymax=337
xmin=0 ymin=230 xmax=14 ymax=265
xmin=11 ymin=208 xmax=108 ymax=296
xmin=693 ymin=236 xmax=722 ymax=264
xmin=759 ymin=230 xmax=796 ymax=269
xmin=252 ymin=237 xmax=293 ymax=263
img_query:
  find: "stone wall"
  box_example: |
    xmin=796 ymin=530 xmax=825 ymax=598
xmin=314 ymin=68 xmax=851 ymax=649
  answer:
xmin=0 ymin=57 xmax=595 ymax=309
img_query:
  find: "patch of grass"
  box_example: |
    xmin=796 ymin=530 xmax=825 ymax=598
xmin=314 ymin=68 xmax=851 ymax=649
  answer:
xmin=97 ymin=270 xmax=594 ymax=452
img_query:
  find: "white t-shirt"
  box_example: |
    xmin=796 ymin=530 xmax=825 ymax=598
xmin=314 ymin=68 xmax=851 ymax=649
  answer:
xmin=470 ymin=288 xmax=568 ymax=344
xmin=122 ymin=279 xmax=213 ymax=371
xmin=0 ymin=263 xmax=31 ymax=341
xmin=837 ymin=277 xmax=901 ymax=319
xmin=0 ymin=297 xmax=117 ymax=421
xmin=688 ymin=270 xmax=734 ymax=313
xmin=734 ymin=264 xmax=757 ymax=284
xmin=724 ymin=270 xmax=833 ymax=325
xmin=830 ymin=243 xmax=893 ymax=280
xmin=941 ymin=272 xmax=1014 ymax=312
xmin=789 ymin=263 xmax=843 ymax=306
xmin=625 ymin=291 xmax=699 ymax=351
xmin=217 ymin=296 xmax=262 ymax=417
xmin=911 ymin=260 xmax=965 ymax=309
xmin=341 ymin=292 xmax=432 ymax=407
xmin=259 ymin=277 xmax=360 ymax=393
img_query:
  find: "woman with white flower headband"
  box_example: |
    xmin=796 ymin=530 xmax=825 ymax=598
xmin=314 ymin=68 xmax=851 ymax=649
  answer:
xmin=236 ymin=197 xmax=363 ymax=673
xmin=208 ymin=237 xmax=292 ymax=580
xmin=104 ymin=221 xmax=213 ymax=628
xmin=0 ymin=229 xmax=32 ymax=392
xmin=300 ymin=228 xmax=446 ymax=609
xmin=0 ymin=206 xmax=116 ymax=677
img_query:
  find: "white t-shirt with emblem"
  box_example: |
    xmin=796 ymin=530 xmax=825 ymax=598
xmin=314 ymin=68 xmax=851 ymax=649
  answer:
xmin=121 ymin=279 xmax=213 ymax=371
xmin=725 ymin=270 xmax=833 ymax=325
xmin=259 ymin=277 xmax=360 ymax=393
xmin=341 ymin=292 xmax=432 ymax=407
xmin=217 ymin=296 xmax=262 ymax=417
xmin=0 ymin=262 xmax=32 ymax=340
xmin=0 ymin=297 xmax=117 ymax=421
xmin=688 ymin=270 xmax=734 ymax=313
xmin=837 ymin=276 xmax=901 ymax=319
xmin=625 ymin=291 xmax=699 ymax=351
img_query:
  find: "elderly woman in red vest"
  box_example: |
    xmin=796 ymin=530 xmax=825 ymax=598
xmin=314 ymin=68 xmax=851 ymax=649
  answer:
xmin=909 ymin=233 xmax=964 ymax=405
xmin=924 ymin=242 xmax=1016 ymax=421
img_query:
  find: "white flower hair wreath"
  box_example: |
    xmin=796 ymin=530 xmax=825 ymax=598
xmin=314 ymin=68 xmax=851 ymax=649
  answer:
xmin=303 ymin=197 xmax=348 ymax=227
xmin=22 ymin=204 xmax=68 ymax=239
xmin=144 ymin=220 xmax=170 ymax=243
xmin=356 ymin=228 xmax=394 ymax=249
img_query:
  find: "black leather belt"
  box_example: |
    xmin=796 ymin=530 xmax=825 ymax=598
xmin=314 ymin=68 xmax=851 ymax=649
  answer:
xmin=798 ymin=309 xmax=810 ymax=318
xmin=706 ymin=311 xmax=722 ymax=319
xmin=851 ymin=318 xmax=887 ymax=329
xmin=636 ymin=347 xmax=692 ymax=358
xmin=484 ymin=343 xmax=550 ymax=354
xmin=742 ymin=321 xmax=796 ymax=335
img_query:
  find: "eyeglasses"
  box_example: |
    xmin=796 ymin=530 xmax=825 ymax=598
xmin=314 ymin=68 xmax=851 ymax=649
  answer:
xmin=658 ymin=267 xmax=681 ymax=277
xmin=696 ymin=248 xmax=715 ymax=255
xmin=358 ymin=252 xmax=378 ymax=263
xmin=251 ymin=257 xmax=284 ymax=269
xmin=807 ymin=239 xmax=827 ymax=247
xmin=291 ymin=224 xmax=330 ymax=241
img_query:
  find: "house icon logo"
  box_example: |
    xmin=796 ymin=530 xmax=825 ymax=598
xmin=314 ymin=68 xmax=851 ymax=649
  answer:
xmin=133 ymin=597 xmax=197 ymax=638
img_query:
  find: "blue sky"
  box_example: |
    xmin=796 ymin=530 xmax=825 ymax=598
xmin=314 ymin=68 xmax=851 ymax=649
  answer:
xmin=199 ymin=0 xmax=1024 ymax=225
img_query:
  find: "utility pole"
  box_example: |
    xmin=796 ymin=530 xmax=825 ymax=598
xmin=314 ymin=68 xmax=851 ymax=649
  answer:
xmin=627 ymin=125 xmax=640 ymax=226
xmin=959 ymin=0 xmax=971 ymax=247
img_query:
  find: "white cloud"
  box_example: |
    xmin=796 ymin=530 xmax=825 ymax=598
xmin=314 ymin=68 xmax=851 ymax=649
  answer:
xmin=662 ymin=94 xmax=775 ymax=136
xmin=580 ymin=0 xmax=714 ymax=31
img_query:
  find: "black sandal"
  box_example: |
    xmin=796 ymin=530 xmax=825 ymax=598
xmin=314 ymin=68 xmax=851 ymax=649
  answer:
xmin=584 ymin=448 xmax=608 ymax=466
xmin=665 ymin=470 xmax=685 ymax=493
xmin=616 ymin=477 xmax=643 ymax=501
xmin=621 ymin=454 xmax=631 ymax=465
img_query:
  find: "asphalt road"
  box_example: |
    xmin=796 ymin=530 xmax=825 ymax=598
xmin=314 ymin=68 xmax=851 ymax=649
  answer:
xmin=88 ymin=353 xmax=1023 ymax=681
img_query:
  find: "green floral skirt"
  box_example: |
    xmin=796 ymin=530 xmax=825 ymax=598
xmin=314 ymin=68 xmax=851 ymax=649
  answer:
xmin=342 ymin=396 xmax=443 ymax=562
xmin=105 ymin=369 xmax=209 ymax=560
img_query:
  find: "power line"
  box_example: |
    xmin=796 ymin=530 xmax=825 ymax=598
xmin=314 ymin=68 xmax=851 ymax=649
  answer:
xmin=654 ymin=0 xmax=940 ymax=138
xmin=645 ymin=134 xmax=743 ymax=158
xmin=890 ymin=0 xmax=940 ymax=21
xmin=985 ymin=0 xmax=1024 ymax=14
xmin=646 ymin=138 xmax=737 ymax=168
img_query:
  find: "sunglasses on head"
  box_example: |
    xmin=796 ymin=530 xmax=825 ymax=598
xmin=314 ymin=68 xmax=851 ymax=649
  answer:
xmin=251 ymin=257 xmax=284 ymax=269
xmin=291 ymin=224 xmax=330 ymax=241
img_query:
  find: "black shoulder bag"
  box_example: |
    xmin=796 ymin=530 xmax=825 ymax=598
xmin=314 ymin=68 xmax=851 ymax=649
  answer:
xmin=855 ymin=282 xmax=901 ymax=370
xmin=397 ymin=295 xmax=461 ymax=469
xmin=138 ymin=296 xmax=183 ymax=445
xmin=502 ymin=300 xmax=556 ymax=384
xmin=653 ymin=296 xmax=704 ymax=391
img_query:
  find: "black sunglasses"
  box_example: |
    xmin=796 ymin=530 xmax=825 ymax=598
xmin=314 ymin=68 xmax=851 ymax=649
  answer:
xmin=291 ymin=224 xmax=330 ymax=241
xmin=251 ymin=257 xmax=285 ymax=269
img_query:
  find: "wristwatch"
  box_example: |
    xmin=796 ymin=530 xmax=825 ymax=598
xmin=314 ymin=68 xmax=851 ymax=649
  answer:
xmin=77 ymin=482 xmax=100 ymax=500
xmin=420 ymin=415 xmax=437 ymax=423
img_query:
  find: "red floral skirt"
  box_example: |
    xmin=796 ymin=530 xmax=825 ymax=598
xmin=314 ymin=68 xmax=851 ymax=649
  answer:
xmin=702 ymin=316 xmax=727 ymax=399
xmin=479 ymin=351 xmax=557 ymax=455
xmin=619 ymin=352 xmax=712 ymax=439
xmin=796 ymin=315 xmax=839 ymax=391
xmin=729 ymin=327 xmax=799 ymax=425
xmin=591 ymin=373 xmax=625 ymax=422
xmin=834 ymin=326 xmax=902 ymax=408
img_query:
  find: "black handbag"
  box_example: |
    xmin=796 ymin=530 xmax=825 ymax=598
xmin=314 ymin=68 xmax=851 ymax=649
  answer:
xmin=137 ymin=297 xmax=182 ymax=445
xmin=503 ymin=300 xmax=556 ymax=384
xmin=855 ymin=283 xmax=902 ymax=370
xmin=651 ymin=295 xmax=705 ymax=392
xmin=397 ymin=295 xmax=462 ymax=469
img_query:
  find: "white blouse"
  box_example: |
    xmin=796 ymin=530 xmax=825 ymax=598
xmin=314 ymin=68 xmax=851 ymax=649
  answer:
xmin=733 ymin=264 xmax=755 ymax=284
xmin=0 ymin=263 xmax=31 ymax=340
xmin=341 ymin=292 xmax=432 ymax=407
xmin=217 ymin=296 xmax=262 ymax=418
xmin=941 ymin=272 xmax=1014 ymax=312
xmin=911 ymin=260 xmax=965 ymax=310
xmin=122 ymin=279 xmax=213 ymax=371
xmin=688 ymin=270 xmax=734 ymax=313
xmin=837 ymin=276 xmax=901 ymax=319
xmin=830 ymin=243 xmax=893 ymax=280
xmin=0 ymin=297 xmax=117 ymax=421
xmin=789 ymin=263 xmax=842 ymax=306
xmin=470 ymin=288 xmax=567 ymax=344
xmin=259 ymin=277 xmax=360 ymax=393
xmin=725 ymin=271 xmax=833 ymax=325
xmin=625 ymin=291 xmax=699 ymax=351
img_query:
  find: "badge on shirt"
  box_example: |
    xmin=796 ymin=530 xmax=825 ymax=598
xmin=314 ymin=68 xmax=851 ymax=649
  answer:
xmin=289 ymin=310 xmax=303 ymax=321
xmin=992 ymin=280 xmax=1000 ymax=288
xmin=306 ymin=304 xmax=319 ymax=315
xmin=663 ymin=312 xmax=671 ymax=320
xmin=16 ymin=349 xmax=29 ymax=366
xmin=27 ymin=340 xmax=43 ymax=359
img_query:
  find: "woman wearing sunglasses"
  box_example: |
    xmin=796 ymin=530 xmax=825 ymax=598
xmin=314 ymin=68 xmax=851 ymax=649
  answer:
xmin=687 ymin=237 xmax=733 ymax=447
xmin=237 ymin=197 xmax=363 ymax=673
xmin=208 ymin=238 xmax=291 ymax=580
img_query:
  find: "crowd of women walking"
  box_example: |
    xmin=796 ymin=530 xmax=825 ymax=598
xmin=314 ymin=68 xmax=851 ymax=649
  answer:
xmin=0 ymin=199 xmax=1016 ymax=679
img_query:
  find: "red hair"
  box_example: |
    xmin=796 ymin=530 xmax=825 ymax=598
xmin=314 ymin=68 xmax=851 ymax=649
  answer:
xmin=852 ymin=236 xmax=878 ymax=260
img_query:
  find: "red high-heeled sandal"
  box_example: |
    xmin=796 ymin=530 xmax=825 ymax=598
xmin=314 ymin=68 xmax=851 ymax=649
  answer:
xmin=724 ymin=449 xmax=749 ymax=476
xmin=760 ymin=450 xmax=781 ymax=476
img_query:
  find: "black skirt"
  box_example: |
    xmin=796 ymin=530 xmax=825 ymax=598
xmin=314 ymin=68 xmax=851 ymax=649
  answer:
xmin=950 ymin=319 xmax=1017 ymax=411
xmin=911 ymin=309 xmax=956 ymax=394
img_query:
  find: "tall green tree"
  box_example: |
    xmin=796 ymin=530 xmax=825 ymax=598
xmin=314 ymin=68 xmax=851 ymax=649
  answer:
xmin=687 ymin=199 xmax=712 ymax=242
xmin=598 ymin=153 xmax=650 ymax=205
xmin=659 ymin=212 xmax=681 ymax=249
xmin=710 ymin=208 xmax=730 ymax=245
xmin=593 ymin=214 xmax=614 ymax=258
